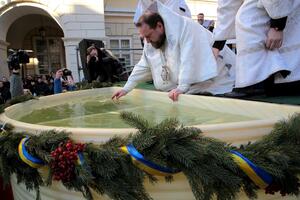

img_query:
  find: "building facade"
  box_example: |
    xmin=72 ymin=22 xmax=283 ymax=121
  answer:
xmin=0 ymin=0 xmax=217 ymax=82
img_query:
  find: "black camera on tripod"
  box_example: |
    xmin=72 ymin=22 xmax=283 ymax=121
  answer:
xmin=7 ymin=49 xmax=30 ymax=71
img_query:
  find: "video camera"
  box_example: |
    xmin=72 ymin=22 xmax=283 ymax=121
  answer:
xmin=62 ymin=68 xmax=72 ymax=77
xmin=7 ymin=49 xmax=30 ymax=70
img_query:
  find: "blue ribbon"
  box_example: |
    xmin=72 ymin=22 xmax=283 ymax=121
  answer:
xmin=18 ymin=137 xmax=45 ymax=168
xmin=230 ymin=150 xmax=273 ymax=188
xmin=123 ymin=144 xmax=181 ymax=176
xmin=77 ymin=152 xmax=85 ymax=165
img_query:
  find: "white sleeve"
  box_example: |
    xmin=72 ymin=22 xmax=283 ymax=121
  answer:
xmin=123 ymin=52 xmax=152 ymax=92
xmin=177 ymin=22 xmax=218 ymax=93
xmin=258 ymin=0 xmax=300 ymax=19
xmin=213 ymin=0 xmax=243 ymax=41
xmin=178 ymin=0 xmax=192 ymax=18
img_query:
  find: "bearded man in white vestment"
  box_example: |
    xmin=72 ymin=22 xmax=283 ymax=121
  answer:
xmin=112 ymin=1 xmax=236 ymax=101
xmin=213 ymin=0 xmax=300 ymax=95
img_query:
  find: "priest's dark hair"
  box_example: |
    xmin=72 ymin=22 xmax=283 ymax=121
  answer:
xmin=136 ymin=12 xmax=164 ymax=29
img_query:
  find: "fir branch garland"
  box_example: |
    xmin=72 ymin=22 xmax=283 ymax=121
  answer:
xmin=0 ymin=112 xmax=299 ymax=200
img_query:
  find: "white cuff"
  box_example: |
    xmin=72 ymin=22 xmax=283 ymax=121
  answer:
xmin=123 ymin=81 xmax=138 ymax=93
xmin=177 ymin=84 xmax=190 ymax=93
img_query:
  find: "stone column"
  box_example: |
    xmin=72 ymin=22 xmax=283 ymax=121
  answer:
xmin=60 ymin=0 xmax=107 ymax=83
xmin=0 ymin=40 xmax=10 ymax=78
xmin=62 ymin=37 xmax=82 ymax=82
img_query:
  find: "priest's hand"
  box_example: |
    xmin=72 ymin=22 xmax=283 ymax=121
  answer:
xmin=112 ymin=90 xmax=127 ymax=100
xmin=266 ymin=28 xmax=283 ymax=50
xmin=168 ymin=89 xmax=183 ymax=102
xmin=212 ymin=48 xmax=220 ymax=59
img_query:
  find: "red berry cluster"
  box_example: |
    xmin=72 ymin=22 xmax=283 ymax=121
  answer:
xmin=50 ymin=140 xmax=85 ymax=182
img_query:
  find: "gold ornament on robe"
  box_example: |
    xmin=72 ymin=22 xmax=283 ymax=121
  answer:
xmin=161 ymin=65 xmax=170 ymax=84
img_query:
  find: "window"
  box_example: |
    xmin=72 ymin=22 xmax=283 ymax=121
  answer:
xmin=34 ymin=37 xmax=64 ymax=75
xmin=109 ymin=39 xmax=132 ymax=66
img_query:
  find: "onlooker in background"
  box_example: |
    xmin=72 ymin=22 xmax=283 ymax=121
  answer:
xmin=0 ymin=81 xmax=11 ymax=103
xmin=54 ymin=69 xmax=63 ymax=94
xmin=87 ymin=45 xmax=102 ymax=82
xmin=87 ymin=45 xmax=118 ymax=83
xmin=62 ymin=68 xmax=76 ymax=91
xmin=197 ymin=13 xmax=214 ymax=32
xmin=35 ymin=77 xmax=50 ymax=96
xmin=48 ymin=72 xmax=55 ymax=94
xmin=23 ymin=75 xmax=36 ymax=95
xmin=41 ymin=75 xmax=49 ymax=84
xmin=48 ymin=78 xmax=54 ymax=94
xmin=10 ymin=68 xmax=24 ymax=98
xmin=50 ymin=71 xmax=55 ymax=81
xmin=2 ymin=76 xmax=10 ymax=89
xmin=54 ymin=69 xmax=76 ymax=94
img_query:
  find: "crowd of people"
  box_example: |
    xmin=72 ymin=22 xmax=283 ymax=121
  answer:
xmin=23 ymin=74 xmax=55 ymax=96
xmin=0 ymin=73 xmax=56 ymax=104
xmin=0 ymin=69 xmax=77 ymax=104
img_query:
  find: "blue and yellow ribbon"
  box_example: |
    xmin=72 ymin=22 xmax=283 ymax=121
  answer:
xmin=230 ymin=150 xmax=273 ymax=189
xmin=76 ymin=151 xmax=93 ymax=177
xmin=121 ymin=144 xmax=181 ymax=176
xmin=18 ymin=137 xmax=45 ymax=168
xmin=77 ymin=152 xmax=85 ymax=165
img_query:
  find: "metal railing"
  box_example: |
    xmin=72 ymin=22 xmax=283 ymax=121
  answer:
xmin=106 ymin=48 xmax=143 ymax=65
xmin=106 ymin=48 xmax=143 ymax=76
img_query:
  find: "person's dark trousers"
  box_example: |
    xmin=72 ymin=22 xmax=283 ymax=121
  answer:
xmin=3 ymin=81 xmax=10 ymax=89
xmin=264 ymin=75 xmax=300 ymax=96
xmin=10 ymin=73 xmax=24 ymax=98
xmin=99 ymin=61 xmax=113 ymax=82
xmin=0 ymin=87 xmax=11 ymax=102
xmin=232 ymin=71 xmax=295 ymax=97
xmin=87 ymin=59 xmax=101 ymax=82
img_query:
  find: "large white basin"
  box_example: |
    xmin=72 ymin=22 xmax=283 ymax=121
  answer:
xmin=1 ymin=87 xmax=300 ymax=200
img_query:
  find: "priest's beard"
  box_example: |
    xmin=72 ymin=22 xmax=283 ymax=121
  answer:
xmin=151 ymin=33 xmax=166 ymax=49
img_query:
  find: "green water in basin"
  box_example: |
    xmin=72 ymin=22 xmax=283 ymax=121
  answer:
xmin=18 ymin=96 xmax=254 ymax=128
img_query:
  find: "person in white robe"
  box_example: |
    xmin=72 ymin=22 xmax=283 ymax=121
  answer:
xmin=134 ymin=0 xmax=191 ymax=24
xmin=213 ymin=0 xmax=300 ymax=92
xmin=112 ymin=1 xmax=236 ymax=101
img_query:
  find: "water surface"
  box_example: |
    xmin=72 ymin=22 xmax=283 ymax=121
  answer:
xmin=18 ymin=96 xmax=254 ymax=128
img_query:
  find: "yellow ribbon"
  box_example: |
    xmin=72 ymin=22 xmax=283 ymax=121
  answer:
xmin=18 ymin=138 xmax=44 ymax=168
xmin=231 ymin=151 xmax=272 ymax=189
xmin=121 ymin=145 xmax=180 ymax=176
